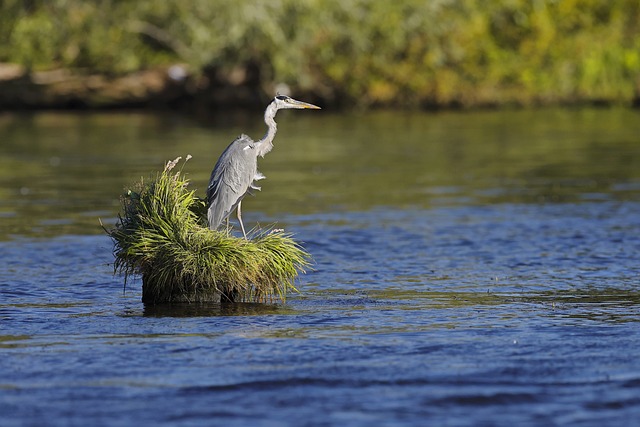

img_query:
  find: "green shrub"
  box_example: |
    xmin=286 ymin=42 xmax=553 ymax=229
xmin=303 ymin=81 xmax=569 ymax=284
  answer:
xmin=1 ymin=0 xmax=639 ymax=107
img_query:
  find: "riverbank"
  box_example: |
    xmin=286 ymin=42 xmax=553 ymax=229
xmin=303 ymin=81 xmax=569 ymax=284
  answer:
xmin=1 ymin=62 xmax=638 ymax=111
xmin=0 ymin=63 xmax=275 ymax=110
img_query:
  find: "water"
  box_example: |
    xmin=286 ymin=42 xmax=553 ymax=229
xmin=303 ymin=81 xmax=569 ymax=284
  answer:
xmin=1 ymin=108 xmax=640 ymax=426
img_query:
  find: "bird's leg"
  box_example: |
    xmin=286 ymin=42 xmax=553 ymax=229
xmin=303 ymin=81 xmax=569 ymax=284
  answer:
xmin=237 ymin=200 xmax=247 ymax=239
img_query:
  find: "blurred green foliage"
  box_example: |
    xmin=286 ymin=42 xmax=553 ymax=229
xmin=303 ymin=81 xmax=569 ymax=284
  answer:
xmin=1 ymin=0 xmax=639 ymax=107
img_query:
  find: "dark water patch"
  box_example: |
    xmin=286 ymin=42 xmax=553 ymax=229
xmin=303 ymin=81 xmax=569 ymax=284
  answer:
xmin=141 ymin=302 xmax=292 ymax=318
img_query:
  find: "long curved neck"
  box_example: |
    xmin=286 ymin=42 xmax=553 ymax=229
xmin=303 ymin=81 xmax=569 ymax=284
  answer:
xmin=256 ymin=102 xmax=278 ymax=157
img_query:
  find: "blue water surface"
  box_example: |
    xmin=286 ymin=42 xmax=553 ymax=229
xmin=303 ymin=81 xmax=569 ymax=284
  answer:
xmin=1 ymin=109 xmax=640 ymax=426
xmin=2 ymin=201 xmax=640 ymax=427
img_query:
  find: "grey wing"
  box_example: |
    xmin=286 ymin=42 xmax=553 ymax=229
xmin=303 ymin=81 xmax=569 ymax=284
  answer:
xmin=207 ymin=134 xmax=258 ymax=229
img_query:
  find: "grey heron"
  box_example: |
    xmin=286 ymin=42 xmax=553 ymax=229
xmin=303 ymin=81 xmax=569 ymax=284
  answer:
xmin=207 ymin=95 xmax=321 ymax=238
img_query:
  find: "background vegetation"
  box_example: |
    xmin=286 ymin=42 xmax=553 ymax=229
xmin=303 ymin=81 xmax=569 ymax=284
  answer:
xmin=1 ymin=0 xmax=639 ymax=108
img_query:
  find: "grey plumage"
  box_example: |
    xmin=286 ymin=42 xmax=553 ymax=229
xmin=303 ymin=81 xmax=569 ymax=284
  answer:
xmin=206 ymin=134 xmax=258 ymax=231
xmin=207 ymin=95 xmax=321 ymax=238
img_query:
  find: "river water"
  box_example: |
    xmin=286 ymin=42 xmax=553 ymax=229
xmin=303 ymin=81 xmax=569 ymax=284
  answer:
xmin=1 ymin=108 xmax=639 ymax=426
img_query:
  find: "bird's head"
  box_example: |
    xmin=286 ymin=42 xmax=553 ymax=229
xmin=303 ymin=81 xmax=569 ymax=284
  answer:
xmin=273 ymin=95 xmax=321 ymax=110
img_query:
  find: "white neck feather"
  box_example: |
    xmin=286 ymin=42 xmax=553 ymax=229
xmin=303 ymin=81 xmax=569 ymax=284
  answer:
xmin=256 ymin=102 xmax=278 ymax=157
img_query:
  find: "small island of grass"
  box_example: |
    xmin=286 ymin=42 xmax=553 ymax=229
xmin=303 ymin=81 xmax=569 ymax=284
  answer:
xmin=106 ymin=156 xmax=310 ymax=304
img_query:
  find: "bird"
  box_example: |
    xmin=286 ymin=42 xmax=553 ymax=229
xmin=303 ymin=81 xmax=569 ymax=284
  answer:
xmin=207 ymin=95 xmax=321 ymax=238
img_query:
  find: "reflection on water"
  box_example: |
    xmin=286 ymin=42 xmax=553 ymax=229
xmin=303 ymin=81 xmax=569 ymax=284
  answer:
xmin=1 ymin=109 xmax=640 ymax=426
xmin=0 ymin=108 xmax=639 ymax=238
xmin=141 ymin=302 xmax=291 ymax=318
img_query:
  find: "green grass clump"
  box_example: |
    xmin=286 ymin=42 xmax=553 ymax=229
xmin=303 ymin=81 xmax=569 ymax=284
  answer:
xmin=106 ymin=156 xmax=310 ymax=304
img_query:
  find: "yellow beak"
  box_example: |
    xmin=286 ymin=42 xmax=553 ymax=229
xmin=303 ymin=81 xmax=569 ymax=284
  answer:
xmin=291 ymin=99 xmax=321 ymax=110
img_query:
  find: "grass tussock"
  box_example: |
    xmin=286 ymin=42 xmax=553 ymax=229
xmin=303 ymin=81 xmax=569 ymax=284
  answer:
xmin=106 ymin=156 xmax=310 ymax=304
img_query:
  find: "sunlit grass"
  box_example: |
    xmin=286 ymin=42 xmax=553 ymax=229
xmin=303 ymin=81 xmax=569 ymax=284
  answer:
xmin=106 ymin=156 xmax=310 ymax=304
